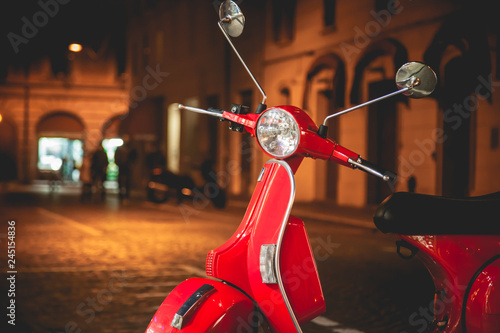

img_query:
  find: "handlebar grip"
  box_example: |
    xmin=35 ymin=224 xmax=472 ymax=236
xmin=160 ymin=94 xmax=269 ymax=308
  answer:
xmin=349 ymin=157 xmax=397 ymax=184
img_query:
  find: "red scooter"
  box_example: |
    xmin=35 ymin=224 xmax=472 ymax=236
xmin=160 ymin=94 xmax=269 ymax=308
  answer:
xmin=145 ymin=2 xmax=500 ymax=332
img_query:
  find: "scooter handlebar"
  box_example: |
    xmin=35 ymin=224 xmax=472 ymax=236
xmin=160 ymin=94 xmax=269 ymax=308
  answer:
xmin=178 ymin=104 xmax=224 ymax=118
xmin=348 ymin=157 xmax=397 ymax=184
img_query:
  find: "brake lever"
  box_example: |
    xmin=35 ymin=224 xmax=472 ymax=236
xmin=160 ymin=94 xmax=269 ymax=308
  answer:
xmin=348 ymin=157 xmax=397 ymax=184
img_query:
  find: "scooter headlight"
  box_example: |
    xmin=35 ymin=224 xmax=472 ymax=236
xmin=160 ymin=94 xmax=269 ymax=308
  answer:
xmin=256 ymin=108 xmax=300 ymax=158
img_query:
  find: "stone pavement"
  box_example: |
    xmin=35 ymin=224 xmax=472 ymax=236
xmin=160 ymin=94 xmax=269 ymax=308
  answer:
xmin=1 ymin=180 xmax=378 ymax=230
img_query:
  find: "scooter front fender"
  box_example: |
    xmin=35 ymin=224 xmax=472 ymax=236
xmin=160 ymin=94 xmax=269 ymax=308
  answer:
xmin=146 ymin=278 xmax=262 ymax=333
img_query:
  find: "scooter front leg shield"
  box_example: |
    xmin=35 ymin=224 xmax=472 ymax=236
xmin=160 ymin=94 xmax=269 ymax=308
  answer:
xmin=146 ymin=278 xmax=260 ymax=332
xmin=206 ymin=159 xmax=325 ymax=332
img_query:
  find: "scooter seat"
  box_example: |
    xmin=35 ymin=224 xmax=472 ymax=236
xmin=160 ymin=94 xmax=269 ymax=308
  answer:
xmin=373 ymin=191 xmax=500 ymax=235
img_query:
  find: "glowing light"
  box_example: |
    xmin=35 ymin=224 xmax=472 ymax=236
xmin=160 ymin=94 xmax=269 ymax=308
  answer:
xmin=0 ymin=114 xmax=3 ymax=123
xmin=181 ymin=188 xmax=192 ymax=196
xmin=68 ymin=43 xmax=82 ymax=53
xmin=109 ymin=138 xmax=124 ymax=147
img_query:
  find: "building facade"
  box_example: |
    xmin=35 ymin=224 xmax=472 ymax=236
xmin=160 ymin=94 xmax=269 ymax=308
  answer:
xmin=124 ymin=0 xmax=500 ymax=206
xmin=0 ymin=46 xmax=129 ymax=184
xmin=263 ymin=0 xmax=500 ymax=205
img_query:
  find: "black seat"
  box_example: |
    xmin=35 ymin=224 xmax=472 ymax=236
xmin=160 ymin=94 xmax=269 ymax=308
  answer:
xmin=373 ymin=191 xmax=500 ymax=235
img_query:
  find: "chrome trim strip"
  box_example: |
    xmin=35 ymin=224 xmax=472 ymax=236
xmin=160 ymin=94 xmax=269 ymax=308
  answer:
xmin=266 ymin=159 xmax=303 ymax=333
xmin=257 ymin=167 xmax=265 ymax=182
xmin=170 ymin=284 xmax=216 ymax=329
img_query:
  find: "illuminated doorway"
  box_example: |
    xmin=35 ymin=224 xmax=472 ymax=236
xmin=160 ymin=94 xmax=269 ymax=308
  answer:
xmin=37 ymin=137 xmax=83 ymax=181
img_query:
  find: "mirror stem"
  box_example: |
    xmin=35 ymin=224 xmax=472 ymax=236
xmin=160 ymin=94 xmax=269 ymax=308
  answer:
xmin=218 ymin=21 xmax=267 ymax=106
xmin=322 ymin=87 xmax=410 ymax=126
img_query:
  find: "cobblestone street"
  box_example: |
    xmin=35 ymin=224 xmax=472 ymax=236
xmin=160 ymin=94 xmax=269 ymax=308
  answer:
xmin=0 ymin=184 xmax=433 ymax=333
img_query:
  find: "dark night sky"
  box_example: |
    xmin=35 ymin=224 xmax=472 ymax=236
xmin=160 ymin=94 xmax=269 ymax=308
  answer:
xmin=0 ymin=0 xmax=127 ymax=77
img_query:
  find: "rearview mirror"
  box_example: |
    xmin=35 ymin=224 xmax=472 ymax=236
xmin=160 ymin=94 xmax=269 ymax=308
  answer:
xmin=219 ymin=1 xmax=245 ymax=37
xmin=395 ymin=62 xmax=437 ymax=98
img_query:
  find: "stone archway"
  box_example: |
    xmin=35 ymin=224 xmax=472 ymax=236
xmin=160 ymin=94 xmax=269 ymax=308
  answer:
xmin=424 ymin=11 xmax=491 ymax=197
xmin=36 ymin=111 xmax=85 ymax=181
xmin=350 ymin=38 xmax=408 ymax=204
xmin=303 ymin=53 xmax=346 ymax=202
xmin=37 ymin=111 xmax=85 ymax=139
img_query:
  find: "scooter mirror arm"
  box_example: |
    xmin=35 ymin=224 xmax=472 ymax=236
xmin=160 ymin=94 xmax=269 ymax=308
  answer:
xmin=318 ymin=86 xmax=411 ymax=138
xmin=178 ymin=104 xmax=224 ymax=118
xmin=218 ymin=21 xmax=267 ymax=107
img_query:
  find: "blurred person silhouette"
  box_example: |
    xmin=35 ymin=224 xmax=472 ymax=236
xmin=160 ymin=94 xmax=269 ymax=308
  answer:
xmin=80 ymin=154 xmax=92 ymax=201
xmin=145 ymin=142 xmax=166 ymax=177
xmin=90 ymin=143 xmax=109 ymax=198
xmin=115 ymin=136 xmax=136 ymax=200
xmin=408 ymin=175 xmax=417 ymax=193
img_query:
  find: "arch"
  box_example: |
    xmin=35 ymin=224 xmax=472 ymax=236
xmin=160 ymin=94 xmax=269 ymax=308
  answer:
xmin=423 ymin=10 xmax=491 ymax=197
xmin=350 ymin=38 xmax=408 ymax=105
xmin=303 ymin=53 xmax=346 ymax=111
xmin=302 ymin=53 xmax=346 ymax=201
xmin=423 ymin=10 xmax=491 ymax=105
xmin=349 ymin=38 xmax=407 ymax=204
xmin=102 ymin=113 xmax=127 ymax=139
xmin=36 ymin=111 xmax=86 ymax=181
xmin=36 ymin=111 xmax=85 ymax=139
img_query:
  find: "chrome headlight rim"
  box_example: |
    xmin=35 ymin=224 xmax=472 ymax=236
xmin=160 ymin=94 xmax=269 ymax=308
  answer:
xmin=256 ymin=107 xmax=300 ymax=159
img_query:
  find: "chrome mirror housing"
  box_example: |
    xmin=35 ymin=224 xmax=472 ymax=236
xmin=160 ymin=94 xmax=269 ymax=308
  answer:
xmin=396 ymin=62 xmax=438 ymax=98
xmin=219 ymin=1 xmax=245 ymax=37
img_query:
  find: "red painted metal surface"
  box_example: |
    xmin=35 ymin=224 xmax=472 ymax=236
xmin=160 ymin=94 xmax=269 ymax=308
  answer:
xmin=145 ymin=278 xmax=255 ymax=333
xmin=401 ymin=235 xmax=500 ymax=333
xmin=222 ymin=105 xmax=359 ymax=166
xmin=465 ymin=258 xmax=500 ymax=333
xmin=206 ymin=160 xmax=325 ymax=331
xmin=281 ymin=215 xmax=326 ymax=323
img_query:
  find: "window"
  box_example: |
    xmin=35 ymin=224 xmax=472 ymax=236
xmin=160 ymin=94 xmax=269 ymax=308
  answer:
xmin=280 ymin=88 xmax=291 ymax=105
xmin=323 ymin=0 xmax=336 ymax=27
xmin=272 ymin=0 xmax=297 ymax=44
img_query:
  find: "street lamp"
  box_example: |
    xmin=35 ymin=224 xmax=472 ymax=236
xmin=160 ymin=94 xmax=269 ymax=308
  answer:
xmin=68 ymin=43 xmax=83 ymax=53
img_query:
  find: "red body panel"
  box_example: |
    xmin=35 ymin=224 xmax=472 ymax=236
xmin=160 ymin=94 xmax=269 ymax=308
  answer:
xmin=207 ymin=160 xmax=325 ymax=331
xmin=401 ymin=235 xmax=500 ymax=333
xmin=145 ymin=278 xmax=255 ymax=333
xmin=222 ymin=105 xmax=359 ymax=166
xmin=465 ymin=258 xmax=500 ymax=332
xmin=281 ymin=215 xmax=326 ymax=323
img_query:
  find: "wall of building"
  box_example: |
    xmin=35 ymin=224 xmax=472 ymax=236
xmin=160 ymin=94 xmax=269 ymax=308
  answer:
xmin=263 ymin=0 xmax=500 ymax=205
xmin=0 ymin=48 xmax=128 ymax=183
xmin=124 ymin=0 xmax=500 ymax=206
